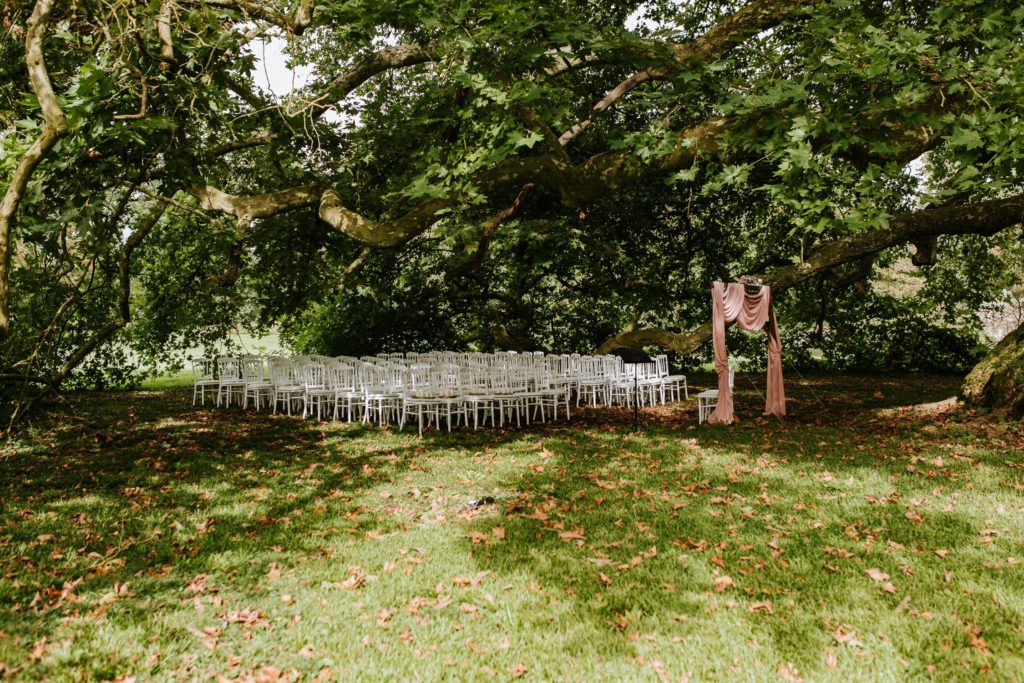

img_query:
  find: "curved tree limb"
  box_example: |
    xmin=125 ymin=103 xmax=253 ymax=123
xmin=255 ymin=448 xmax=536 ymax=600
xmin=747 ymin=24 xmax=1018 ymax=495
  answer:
xmin=318 ymin=189 xmax=455 ymax=247
xmin=0 ymin=0 xmax=67 ymax=341
xmin=558 ymin=0 xmax=827 ymax=147
xmin=191 ymin=185 xmax=322 ymax=223
xmin=595 ymin=192 xmax=1024 ymax=355
xmin=196 ymin=94 xmax=956 ymax=252
xmin=304 ymin=43 xmax=436 ymax=119
xmin=51 ymin=200 xmax=169 ymax=385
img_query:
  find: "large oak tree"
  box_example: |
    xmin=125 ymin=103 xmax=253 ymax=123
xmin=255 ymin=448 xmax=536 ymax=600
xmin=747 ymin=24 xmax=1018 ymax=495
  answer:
xmin=1 ymin=0 xmax=1023 ymax=410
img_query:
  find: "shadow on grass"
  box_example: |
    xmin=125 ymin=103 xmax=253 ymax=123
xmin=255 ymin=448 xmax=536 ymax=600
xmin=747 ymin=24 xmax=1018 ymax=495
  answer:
xmin=0 ymin=387 xmax=434 ymax=677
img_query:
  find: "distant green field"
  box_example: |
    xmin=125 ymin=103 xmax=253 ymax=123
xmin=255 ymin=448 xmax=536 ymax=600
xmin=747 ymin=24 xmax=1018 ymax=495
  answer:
xmin=138 ymin=331 xmax=284 ymax=389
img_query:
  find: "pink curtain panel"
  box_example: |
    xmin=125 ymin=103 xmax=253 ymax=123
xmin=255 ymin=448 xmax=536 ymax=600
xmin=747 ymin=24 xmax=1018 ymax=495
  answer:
xmin=707 ymin=281 xmax=786 ymax=424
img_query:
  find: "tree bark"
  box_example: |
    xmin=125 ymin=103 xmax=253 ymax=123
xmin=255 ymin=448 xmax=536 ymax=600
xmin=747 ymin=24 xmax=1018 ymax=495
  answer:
xmin=0 ymin=0 xmax=67 ymax=341
xmin=962 ymin=320 xmax=1024 ymax=417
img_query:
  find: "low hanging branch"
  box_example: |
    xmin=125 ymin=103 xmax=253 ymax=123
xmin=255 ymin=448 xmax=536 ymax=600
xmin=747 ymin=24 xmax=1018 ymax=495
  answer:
xmin=595 ymin=192 xmax=1024 ymax=354
xmin=0 ymin=0 xmax=67 ymax=341
xmin=187 ymin=0 xmax=964 ymax=255
xmin=193 ymin=98 xmax=952 ymax=251
xmin=318 ymin=189 xmax=456 ymax=247
xmin=50 ymin=200 xmax=169 ymax=386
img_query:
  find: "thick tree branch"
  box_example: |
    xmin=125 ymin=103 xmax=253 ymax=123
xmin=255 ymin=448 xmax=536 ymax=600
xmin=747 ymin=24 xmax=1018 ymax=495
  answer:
xmin=596 ymin=193 xmax=1024 ymax=354
xmin=557 ymin=0 xmax=826 ymax=147
xmin=672 ymin=0 xmax=824 ymax=64
xmin=0 ymin=0 xmax=67 ymax=341
xmin=191 ymin=185 xmax=322 ymax=223
xmin=191 ymin=184 xmax=322 ymax=284
xmin=303 ymin=43 xmax=436 ymax=119
xmin=196 ymin=88 xmax=961 ymax=252
xmin=157 ymin=0 xmax=175 ymax=68
xmin=207 ymin=130 xmax=280 ymax=157
xmin=318 ymin=189 xmax=455 ymax=247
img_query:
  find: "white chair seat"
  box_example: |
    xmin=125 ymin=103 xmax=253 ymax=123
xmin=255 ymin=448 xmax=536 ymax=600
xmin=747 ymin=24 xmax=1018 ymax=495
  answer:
xmin=697 ymin=389 xmax=718 ymax=424
xmin=697 ymin=366 xmax=733 ymax=424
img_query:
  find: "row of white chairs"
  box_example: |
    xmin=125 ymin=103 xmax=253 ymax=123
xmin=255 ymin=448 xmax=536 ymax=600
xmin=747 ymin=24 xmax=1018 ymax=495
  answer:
xmin=192 ymin=352 xmax=688 ymax=435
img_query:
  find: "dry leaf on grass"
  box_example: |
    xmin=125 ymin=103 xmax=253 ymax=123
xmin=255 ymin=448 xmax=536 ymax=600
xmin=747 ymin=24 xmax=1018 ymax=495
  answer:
xmin=713 ymin=575 xmax=734 ymax=592
xmin=865 ymin=568 xmax=889 ymax=582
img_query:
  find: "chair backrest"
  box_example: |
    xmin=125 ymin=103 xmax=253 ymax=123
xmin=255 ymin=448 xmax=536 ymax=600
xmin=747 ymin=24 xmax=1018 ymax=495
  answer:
xmin=299 ymin=361 xmax=325 ymax=389
xmin=358 ymin=363 xmax=387 ymax=393
xmin=381 ymin=363 xmax=407 ymax=391
xmin=268 ymin=356 xmax=294 ymax=385
xmin=728 ymin=365 xmax=735 ymax=391
xmin=655 ymin=354 xmax=669 ymax=378
xmin=192 ymin=357 xmax=216 ymax=381
xmin=430 ymin=364 xmax=460 ymax=397
xmin=217 ymin=356 xmax=241 ymax=381
xmin=240 ymin=356 xmax=264 ymax=382
xmin=324 ymin=361 xmax=356 ymax=391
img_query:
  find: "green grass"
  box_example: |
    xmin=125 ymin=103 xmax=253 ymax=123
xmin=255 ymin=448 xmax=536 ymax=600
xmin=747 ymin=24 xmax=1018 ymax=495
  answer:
xmin=1 ymin=374 xmax=1022 ymax=681
xmin=134 ymin=330 xmax=283 ymax=390
xmin=139 ymin=369 xmax=192 ymax=390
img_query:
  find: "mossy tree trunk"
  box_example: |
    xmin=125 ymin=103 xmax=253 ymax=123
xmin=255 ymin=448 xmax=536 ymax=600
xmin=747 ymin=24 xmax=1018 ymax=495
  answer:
xmin=962 ymin=321 xmax=1024 ymax=417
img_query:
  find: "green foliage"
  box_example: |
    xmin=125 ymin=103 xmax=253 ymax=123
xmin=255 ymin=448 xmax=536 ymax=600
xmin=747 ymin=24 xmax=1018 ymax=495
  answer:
xmin=2 ymin=0 xmax=1024 ymax=399
xmin=789 ymin=292 xmax=987 ymax=373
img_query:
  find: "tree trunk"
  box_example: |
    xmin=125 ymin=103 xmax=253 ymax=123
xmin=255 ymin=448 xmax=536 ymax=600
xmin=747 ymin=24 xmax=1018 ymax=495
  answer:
xmin=962 ymin=321 xmax=1024 ymax=417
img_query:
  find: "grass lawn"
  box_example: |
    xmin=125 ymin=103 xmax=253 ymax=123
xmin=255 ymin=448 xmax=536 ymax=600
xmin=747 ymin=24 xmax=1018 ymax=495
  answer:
xmin=1 ymin=375 xmax=1022 ymax=681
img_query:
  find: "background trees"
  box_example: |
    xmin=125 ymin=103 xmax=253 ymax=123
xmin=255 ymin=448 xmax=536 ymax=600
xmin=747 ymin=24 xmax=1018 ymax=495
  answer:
xmin=2 ymin=0 xmax=1023 ymax=413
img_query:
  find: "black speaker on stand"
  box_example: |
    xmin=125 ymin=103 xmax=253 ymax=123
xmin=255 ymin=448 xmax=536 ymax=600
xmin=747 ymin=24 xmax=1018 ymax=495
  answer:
xmin=610 ymin=347 xmax=653 ymax=433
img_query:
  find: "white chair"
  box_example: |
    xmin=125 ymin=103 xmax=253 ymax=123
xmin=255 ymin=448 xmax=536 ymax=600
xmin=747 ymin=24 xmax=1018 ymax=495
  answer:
xmin=460 ymin=367 xmax=499 ymax=429
xmin=326 ymin=361 xmax=361 ymax=421
xmin=576 ymin=356 xmax=610 ymax=406
xmin=192 ymin=357 xmax=219 ymax=405
xmin=533 ymin=368 xmax=570 ymax=422
xmin=361 ymin=363 xmax=401 ymax=425
xmin=299 ymin=360 xmax=334 ymax=419
xmin=216 ymin=356 xmax=246 ymax=407
xmin=635 ymin=361 xmax=663 ymax=407
xmin=401 ymin=364 xmax=453 ymax=436
xmin=241 ymin=356 xmax=273 ymax=410
xmin=270 ymin=357 xmax=305 ymax=416
xmin=655 ymin=354 xmax=688 ymax=402
xmin=698 ymin=366 xmax=734 ymax=424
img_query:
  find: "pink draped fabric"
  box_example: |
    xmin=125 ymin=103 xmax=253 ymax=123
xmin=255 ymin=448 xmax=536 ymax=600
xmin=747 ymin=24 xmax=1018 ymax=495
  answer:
xmin=707 ymin=282 xmax=786 ymax=424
